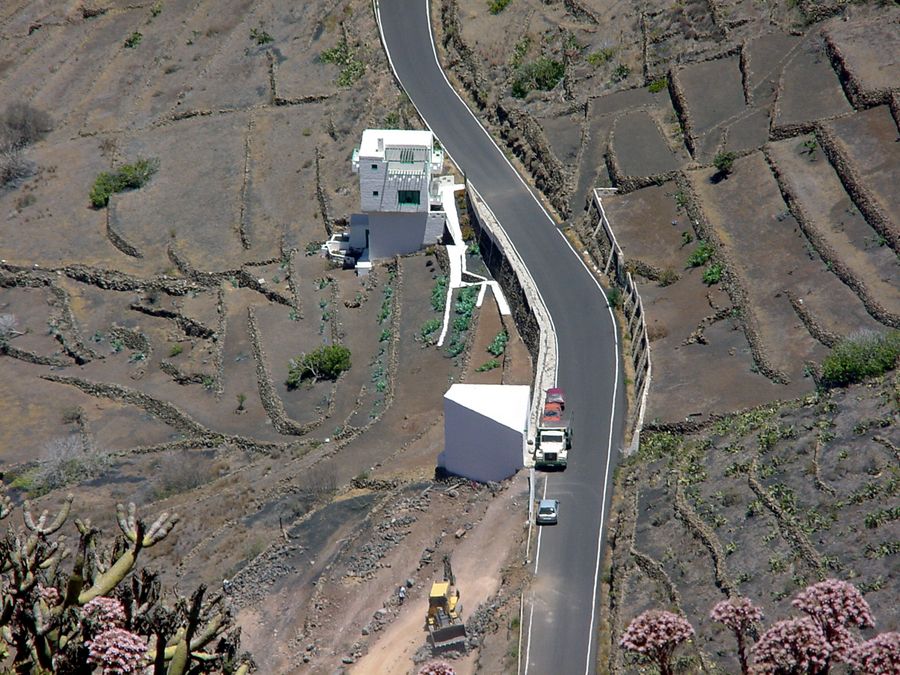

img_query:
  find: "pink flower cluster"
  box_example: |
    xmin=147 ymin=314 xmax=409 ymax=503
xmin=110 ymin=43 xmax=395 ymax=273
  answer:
xmin=619 ymin=610 xmax=695 ymax=657
xmin=792 ymin=578 xmax=874 ymax=661
xmin=38 ymin=584 xmax=61 ymax=607
xmin=792 ymin=579 xmax=874 ymax=631
xmin=417 ymin=661 xmax=455 ymax=675
xmin=85 ymin=627 xmax=147 ymax=675
xmin=754 ymin=617 xmax=831 ymax=675
xmin=849 ymin=632 xmax=900 ymax=675
xmin=710 ymin=596 xmax=764 ymax=633
xmin=83 ymin=596 xmax=127 ymax=631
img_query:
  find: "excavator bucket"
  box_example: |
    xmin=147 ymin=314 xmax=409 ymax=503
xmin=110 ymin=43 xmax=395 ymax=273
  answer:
xmin=429 ymin=623 xmax=468 ymax=651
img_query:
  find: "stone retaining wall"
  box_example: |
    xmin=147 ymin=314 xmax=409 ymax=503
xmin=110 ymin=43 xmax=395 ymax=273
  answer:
xmin=437 ymin=0 xmax=488 ymax=109
xmin=465 ymin=186 xmax=555 ymax=440
xmin=247 ymin=306 xmax=329 ymax=436
xmin=814 ymin=124 xmax=899 ymax=253
xmin=493 ymin=101 xmax=571 ymax=217
xmin=764 ymin=147 xmax=899 ymax=328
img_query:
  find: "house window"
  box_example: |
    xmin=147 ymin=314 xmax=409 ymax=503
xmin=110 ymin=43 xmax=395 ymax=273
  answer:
xmin=373 ymin=191 xmax=379 ymax=196
xmin=398 ymin=190 xmax=420 ymax=205
xmin=371 ymin=164 xmax=378 ymax=170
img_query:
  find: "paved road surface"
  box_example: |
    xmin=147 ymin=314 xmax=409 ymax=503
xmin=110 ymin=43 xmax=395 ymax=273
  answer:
xmin=375 ymin=2 xmax=626 ymax=673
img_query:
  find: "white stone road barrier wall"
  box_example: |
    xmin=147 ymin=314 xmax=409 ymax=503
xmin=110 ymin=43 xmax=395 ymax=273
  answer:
xmin=468 ymin=186 xmax=558 ymax=458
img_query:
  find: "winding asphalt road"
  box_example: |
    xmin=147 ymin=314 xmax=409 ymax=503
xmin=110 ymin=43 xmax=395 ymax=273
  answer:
xmin=375 ymin=2 xmax=625 ymax=673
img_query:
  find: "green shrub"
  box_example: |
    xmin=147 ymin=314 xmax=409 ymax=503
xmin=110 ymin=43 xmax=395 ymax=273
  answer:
xmin=648 ymin=77 xmax=668 ymax=93
xmin=686 ymin=241 xmax=714 ymax=268
xmin=377 ymin=285 xmax=394 ymax=324
xmin=488 ymin=0 xmax=512 ymax=14
xmin=511 ymin=57 xmax=564 ymax=98
xmin=250 ymin=26 xmax=273 ymax=45
xmin=444 ymin=286 xmax=479 ymax=357
xmin=431 ymin=276 xmax=448 ymax=311
xmin=421 ymin=318 xmax=441 ymax=339
xmin=702 ymin=262 xmax=723 ymax=285
xmin=8 ymin=469 xmax=37 ymax=493
xmin=611 ymin=63 xmax=630 ymax=83
xmin=587 ymin=47 xmax=616 ymax=66
xmin=446 ymin=339 xmax=466 ymax=358
xmin=287 ymin=345 xmax=351 ymax=387
xmin=321 ymin=37 xmax=364 ymax=87
xmin=658 ymin=268 xmax=678 ymax=287
xmin=487 ymin=330 xmax=508 ymax=356
xmin=89 ymin=157 xmax=159 ymax=208
xmin=820 ymin=330 xmax=900 ymax=388
xmin=476 ymin=359 xmax=500 ymax=372
xmin=713 ymin=151 xmax=737 ymax=177
xmin=606 ymin=286 xmax=622 ymax=309
xmin=510 ymin=36 xmax=531 ymax=67
xmin=124 ymin=31 xmax=142 ymax=48
xmin=865 ymin=505 xmax=900 ymax=529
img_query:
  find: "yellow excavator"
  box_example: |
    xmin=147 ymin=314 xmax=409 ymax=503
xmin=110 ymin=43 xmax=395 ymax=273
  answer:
xmin=425 ymin=556 xmax=468 ymax=652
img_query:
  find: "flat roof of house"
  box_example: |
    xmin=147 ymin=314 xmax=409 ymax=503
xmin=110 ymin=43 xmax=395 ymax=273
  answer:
xmin=359 ymin=128 xmax=434 ymax=158
xmin=444 ymin=384 xmax=530 ymax=432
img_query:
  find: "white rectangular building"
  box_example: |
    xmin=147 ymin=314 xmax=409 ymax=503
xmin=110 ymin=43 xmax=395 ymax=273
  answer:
xmin=349 ymin=129 xmax=447 ymax=261
xmin=438 ymin=384 xmax=530 ymax=483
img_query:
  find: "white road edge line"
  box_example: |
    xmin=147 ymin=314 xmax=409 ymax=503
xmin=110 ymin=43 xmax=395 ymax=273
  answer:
xmin=524 ymin=595 xmax=536 ymax=673
xmin=533 ymin=475 xmax=548 ymax=575
xmin=373 ymin=3 xmax=623 ymax=673
xmin=553 ymin=229 xmax=622 ymax=674
xmin=522 ymin=475 xmax=549 ymax=674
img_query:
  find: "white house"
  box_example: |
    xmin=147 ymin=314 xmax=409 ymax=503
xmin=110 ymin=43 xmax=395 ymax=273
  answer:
xmin=349 ymin=129 xmax=447 ymax=263
xmin=438 ymin=384 xmax=530 ymax=483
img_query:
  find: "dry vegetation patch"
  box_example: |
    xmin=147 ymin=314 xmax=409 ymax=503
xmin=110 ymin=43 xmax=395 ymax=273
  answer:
xmin=601 ymin=376 xmax=898 ymax=673
xmin=0 ymin=0 xmax=536 ymax=670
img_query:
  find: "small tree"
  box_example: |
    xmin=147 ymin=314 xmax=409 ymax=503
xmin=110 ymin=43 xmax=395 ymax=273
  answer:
xmin=791 ymin=578 xmax=874 ymax=664
xmin=710 ymin=596 xmax=764 ymax=675
xmin=287 ymin=344 xmax=351 ymax=387
xmin=753 ymin=617 xmax=831 ymax=675
xmin=713 ymin=151 xmax=737 ymax=179
xmin=89 ymin=157 xmax=159 ymax=208
xmin=619 ymin=610 xmax=695 ymax=675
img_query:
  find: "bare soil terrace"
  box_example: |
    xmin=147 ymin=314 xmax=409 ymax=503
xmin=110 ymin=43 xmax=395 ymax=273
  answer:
xmin=0 ymin=0 xmax=536 ymax=672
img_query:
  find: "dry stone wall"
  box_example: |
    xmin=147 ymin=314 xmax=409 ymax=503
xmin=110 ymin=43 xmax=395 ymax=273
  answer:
xmin=465 ymin=187 xmax=554 ymax=438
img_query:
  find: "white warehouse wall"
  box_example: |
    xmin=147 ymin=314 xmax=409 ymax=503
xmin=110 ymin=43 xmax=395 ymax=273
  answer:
xmin=439 ymin=385 xmax=528 ymax=483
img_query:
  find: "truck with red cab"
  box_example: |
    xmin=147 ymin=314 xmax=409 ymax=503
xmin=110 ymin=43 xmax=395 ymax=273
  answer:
xmin=534 ymin=387 xmax=572 ymax=469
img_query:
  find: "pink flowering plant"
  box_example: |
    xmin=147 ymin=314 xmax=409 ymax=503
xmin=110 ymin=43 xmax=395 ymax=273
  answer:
xmin=86 ymin=627 xmax=147 ymax=675
xmin=753 ymin=617 xmax=832 ymax=675
xmin=619 ymin=609 xmax=695 ymax=675
xmin=0 ymin=491 xmax=253 ymax=674
xmin=418 ymin=661 xmax=456 ymax=675
xmin=710 ymin=595 xmax=764 ymax=674
xmin=82 ymin=596 xmax=127 ymax=634
xmin=791 ymin=579 xmax=874 ymax=664
xmin=848 ymin=632 xmax=900 ymax=674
